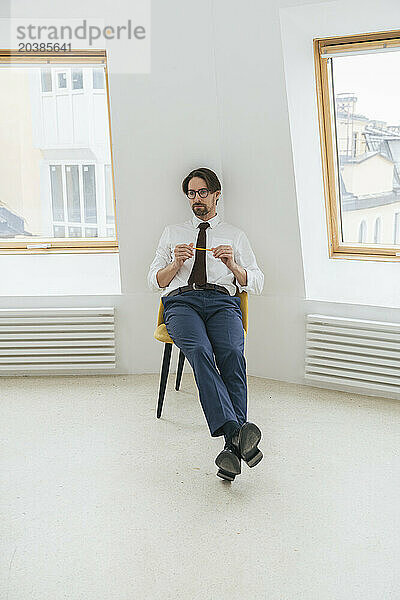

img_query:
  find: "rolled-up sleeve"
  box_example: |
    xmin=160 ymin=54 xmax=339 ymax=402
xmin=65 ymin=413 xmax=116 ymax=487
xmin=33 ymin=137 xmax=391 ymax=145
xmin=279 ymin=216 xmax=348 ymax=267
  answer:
xmin=147 ymin=226 xmax=171 ymax=292
xmin=235 ymin=231 xmax=264 ymax=295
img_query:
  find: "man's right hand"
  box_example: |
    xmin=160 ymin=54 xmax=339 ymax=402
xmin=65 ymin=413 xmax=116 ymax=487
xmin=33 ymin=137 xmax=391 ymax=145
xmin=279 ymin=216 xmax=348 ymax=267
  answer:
xmin=173 ymin=242 xmax=194 ymax=269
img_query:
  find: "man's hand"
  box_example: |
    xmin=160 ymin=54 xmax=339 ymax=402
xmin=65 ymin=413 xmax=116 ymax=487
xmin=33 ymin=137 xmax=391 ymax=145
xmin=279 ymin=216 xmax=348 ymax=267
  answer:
xmin=212 ymin=244 xmax=235 ymax=271
xmin=173 ymin=242 xmax=194 ymax=269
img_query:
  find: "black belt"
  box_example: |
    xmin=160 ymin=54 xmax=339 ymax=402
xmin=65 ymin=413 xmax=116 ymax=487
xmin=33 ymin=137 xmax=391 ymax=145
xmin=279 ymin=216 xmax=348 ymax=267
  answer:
xmin=166 ymin=283 xmax=230 ymax=297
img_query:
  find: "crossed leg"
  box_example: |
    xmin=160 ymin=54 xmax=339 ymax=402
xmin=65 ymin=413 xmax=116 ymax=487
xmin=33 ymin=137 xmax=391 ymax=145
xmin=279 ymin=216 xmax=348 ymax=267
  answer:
xmin=162 ymin=295 xmax=238 ymax=437
xmin=204 ymin=296 xmax=248 ymax=430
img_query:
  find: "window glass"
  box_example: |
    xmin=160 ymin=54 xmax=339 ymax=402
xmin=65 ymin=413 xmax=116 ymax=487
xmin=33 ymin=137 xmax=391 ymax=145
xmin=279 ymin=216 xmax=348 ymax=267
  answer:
xmin=394 ymin=212 xmax=400 ymax=244
xmin=105 ymin=164 xmax=115 ymax=226
xmin=68 ymin=226 xmax=82 ymax=238
xmin=72 ymin=69 xmax=83 ymax=90
xmin=82 ymin=165 xmax=97 ymax=223
xmin=330 ymin=52 xmax=400 ymax=246
xmin=53 ymin=225 xmax=65 ymax=237
xmin=0 ymin=61 xmax=116 ymax=247
xmin=57 ymin=72 xmax=67 ymax=89
xmin=50 ymin=165 xmax=64 ymax=221
xmin=41 ymin=68 xmax=52 ymax=92
xmin=85 ymin=227 xmax=98 ymax=237
xmin=92 ymin=68 xmax=105 ymax=89
xmin=66 ymin=165 xmax=81 ymax=223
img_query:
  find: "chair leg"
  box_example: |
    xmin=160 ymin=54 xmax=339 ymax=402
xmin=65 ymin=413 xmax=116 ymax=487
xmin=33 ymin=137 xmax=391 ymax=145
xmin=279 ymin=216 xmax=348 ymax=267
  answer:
xmin=175 ymin=349 xmax=185 ymax=390
xmin=157 ymin=343 xmax=173 ymax=418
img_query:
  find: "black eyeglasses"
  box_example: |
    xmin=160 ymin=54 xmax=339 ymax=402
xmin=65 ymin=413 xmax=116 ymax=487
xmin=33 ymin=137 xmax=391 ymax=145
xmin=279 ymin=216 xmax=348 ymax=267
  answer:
xmin=186 ymin=188 xmax=210 ymax=199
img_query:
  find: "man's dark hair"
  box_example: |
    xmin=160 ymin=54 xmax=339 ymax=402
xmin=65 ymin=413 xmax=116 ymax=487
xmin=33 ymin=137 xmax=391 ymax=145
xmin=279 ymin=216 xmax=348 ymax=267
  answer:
xmin=182 ymin=167 xmax=221 ymax=203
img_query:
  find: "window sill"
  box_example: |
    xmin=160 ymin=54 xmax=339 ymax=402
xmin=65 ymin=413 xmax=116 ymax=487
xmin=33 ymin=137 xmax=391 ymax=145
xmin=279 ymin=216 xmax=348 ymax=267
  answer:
xmin=0 ymin=251 xmax=121 ymax=296
xmin=0 ymin=246 xmax=119 ymax=255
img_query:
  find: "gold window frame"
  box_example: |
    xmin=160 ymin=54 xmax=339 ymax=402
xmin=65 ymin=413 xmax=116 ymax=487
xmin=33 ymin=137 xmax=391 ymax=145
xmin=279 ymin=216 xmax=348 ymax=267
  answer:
xmin=313 ymin=30 xmax=400 ymax=262
xmin=0 ymin=49 xmax=118 ymax=254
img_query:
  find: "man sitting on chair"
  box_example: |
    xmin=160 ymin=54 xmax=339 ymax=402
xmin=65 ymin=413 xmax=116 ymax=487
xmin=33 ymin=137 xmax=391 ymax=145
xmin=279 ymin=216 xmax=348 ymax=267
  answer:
xmin=147 ymin=167 xmax=265 ymax=482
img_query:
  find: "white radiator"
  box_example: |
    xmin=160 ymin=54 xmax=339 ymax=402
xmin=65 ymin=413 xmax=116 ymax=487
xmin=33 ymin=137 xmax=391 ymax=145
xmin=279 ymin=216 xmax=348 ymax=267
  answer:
xmin=305 ymin=313 xmax=400 ymax=393
xmin=0 ymin=307 xmax=115 ymax=373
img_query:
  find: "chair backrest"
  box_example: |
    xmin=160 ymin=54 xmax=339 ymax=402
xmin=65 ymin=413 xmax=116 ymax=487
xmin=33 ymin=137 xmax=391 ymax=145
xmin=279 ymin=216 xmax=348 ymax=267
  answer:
xmin=157 ymin=289 xmax=248 ymax=334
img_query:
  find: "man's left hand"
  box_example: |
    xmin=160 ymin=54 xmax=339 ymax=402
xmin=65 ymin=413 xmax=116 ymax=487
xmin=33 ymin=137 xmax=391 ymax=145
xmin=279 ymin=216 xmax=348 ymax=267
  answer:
xmin=212 ymin=245 xmax=235 ymax=271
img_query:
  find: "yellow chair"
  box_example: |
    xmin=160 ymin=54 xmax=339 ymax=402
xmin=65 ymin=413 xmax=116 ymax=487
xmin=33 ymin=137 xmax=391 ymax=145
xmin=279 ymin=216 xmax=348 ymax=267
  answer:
xmin=154 ymin=290 xmax=248 ymax=418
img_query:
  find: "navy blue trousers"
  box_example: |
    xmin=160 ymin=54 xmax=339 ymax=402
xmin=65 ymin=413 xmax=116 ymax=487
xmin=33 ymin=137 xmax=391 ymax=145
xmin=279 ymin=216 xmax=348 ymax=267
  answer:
xmin=161 ymin=289 xmax=247 ymax=438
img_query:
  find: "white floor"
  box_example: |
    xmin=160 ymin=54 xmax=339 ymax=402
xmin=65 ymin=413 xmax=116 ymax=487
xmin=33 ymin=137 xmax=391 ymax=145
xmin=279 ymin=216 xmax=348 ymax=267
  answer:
xmin=1 ymin=373 xmax=400 ymax=599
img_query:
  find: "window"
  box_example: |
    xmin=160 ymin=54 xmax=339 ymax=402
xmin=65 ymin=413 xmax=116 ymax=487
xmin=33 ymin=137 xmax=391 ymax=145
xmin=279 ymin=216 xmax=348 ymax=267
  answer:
xmin=373 ymin=217 xmax=381 ymax=243
xmin=358 ymin=220 xmax=367 ymax=243
xmin=72 ymin=69 xmax=83 ymax=90
xmin=49 ymin=164 xmax=109 ymax=237
xmin=314 ymin=31 xmax=400 ymax=261
xmin=394 ymin=212 xmax=400 ymax=244
xmin=57 ymin=71 xmax=67 ymax=89
xmin=40 ymin=68 xmax=52 ymax=92
xmin=104 ymin=164 xmax=116 ymax=226
xmin=92 ymin=68 xmax=105 ymax=89
xmin=0 ymin=49 xmax=117 ymax=253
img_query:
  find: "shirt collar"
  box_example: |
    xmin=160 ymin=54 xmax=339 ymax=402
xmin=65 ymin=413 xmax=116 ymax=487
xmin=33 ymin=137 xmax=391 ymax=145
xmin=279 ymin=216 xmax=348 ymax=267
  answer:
xmin=192 ymin=212 xmax=221 ymax=229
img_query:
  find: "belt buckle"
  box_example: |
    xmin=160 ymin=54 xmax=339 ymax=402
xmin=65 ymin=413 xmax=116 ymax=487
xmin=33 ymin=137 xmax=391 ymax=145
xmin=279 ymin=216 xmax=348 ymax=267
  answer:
xmin=192 ymin=283 xmax=204 ymax=291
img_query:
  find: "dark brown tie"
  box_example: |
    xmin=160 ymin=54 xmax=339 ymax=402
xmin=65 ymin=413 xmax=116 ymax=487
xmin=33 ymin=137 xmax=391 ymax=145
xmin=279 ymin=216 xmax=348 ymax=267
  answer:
xmin=188 ymin=222 xmax=210 ymax=286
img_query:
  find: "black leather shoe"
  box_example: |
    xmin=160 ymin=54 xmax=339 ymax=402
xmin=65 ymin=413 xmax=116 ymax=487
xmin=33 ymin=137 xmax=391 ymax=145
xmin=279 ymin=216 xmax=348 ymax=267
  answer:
xmin=215 ymin=438 xmax=241 ymax=481
xmin=237 ymin=422 xmax=263 ymax=468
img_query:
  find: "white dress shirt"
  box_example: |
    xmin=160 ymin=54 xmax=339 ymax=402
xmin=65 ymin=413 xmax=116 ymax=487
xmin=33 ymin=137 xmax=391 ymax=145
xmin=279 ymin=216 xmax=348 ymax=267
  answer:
xmin=147 ymin=212 xmax=264 ymax=297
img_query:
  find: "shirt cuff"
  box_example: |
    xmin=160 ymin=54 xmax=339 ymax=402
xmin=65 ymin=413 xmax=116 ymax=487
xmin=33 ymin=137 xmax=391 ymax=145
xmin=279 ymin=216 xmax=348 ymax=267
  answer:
xmin=148 ymin=269 xmax=165 ymax=291
xmin=236 ymin=268 xmax=254 ymax=293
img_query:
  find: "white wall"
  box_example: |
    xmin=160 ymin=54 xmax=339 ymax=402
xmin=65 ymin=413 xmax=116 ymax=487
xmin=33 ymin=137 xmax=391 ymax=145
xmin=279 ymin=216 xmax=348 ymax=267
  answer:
xmin=1 ymin=0 xmax=399 ymax=402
